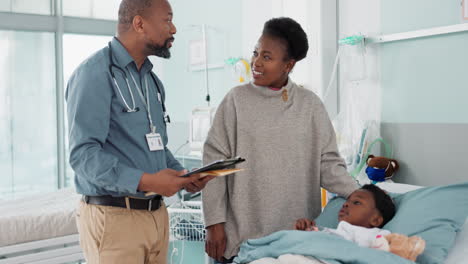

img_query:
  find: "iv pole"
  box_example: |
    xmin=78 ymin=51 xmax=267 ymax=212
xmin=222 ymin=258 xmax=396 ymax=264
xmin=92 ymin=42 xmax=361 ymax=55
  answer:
xmin=201 ymin=24 xmax=210 ymax=106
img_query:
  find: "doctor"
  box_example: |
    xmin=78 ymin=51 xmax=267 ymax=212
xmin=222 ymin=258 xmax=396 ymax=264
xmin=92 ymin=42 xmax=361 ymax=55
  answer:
xmin=66 ymin=0 xmax=214 ymax=263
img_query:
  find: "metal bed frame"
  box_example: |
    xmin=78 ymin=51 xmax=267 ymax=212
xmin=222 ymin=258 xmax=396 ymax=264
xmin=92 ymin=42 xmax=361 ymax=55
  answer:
xmin=0 ymin=234 xmax=84 ymax=264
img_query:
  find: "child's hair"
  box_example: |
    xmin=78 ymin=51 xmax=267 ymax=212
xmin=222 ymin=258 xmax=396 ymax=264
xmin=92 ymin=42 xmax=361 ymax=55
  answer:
xmin=361 ymin=184 xmax=396 ymax=227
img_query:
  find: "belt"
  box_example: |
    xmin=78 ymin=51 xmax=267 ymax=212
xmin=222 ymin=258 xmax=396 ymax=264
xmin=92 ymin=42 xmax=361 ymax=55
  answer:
xmin=83 ymin=195 xmax=163 ymax=211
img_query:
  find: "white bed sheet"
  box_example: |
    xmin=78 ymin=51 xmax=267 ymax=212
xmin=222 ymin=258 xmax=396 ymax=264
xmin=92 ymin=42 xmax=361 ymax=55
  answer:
xmin=0 ymin=188 xmax=81 ymax=247
xmin=250 ymin=254 xmax=327 ymax=264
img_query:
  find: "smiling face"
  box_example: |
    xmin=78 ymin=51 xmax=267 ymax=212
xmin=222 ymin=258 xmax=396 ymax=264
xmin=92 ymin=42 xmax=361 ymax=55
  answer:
xmin=250 ymin=35 xmax=295 ymax=88
xmin=338 ymin=189 xmax=384 ymax=228
xmin=141 ymin=0 xmax=176 ymax=58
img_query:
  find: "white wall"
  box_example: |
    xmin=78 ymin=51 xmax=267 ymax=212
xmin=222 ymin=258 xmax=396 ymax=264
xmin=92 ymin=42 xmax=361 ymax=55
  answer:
xmin=319 ymin=0 xmax=338 ymax=116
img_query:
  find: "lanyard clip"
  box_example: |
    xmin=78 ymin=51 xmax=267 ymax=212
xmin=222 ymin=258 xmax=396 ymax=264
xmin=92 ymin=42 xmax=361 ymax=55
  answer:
xmin=164 ymin=114 xmax=171 ymax=124
xmin=123 ymin=107 xmax=140 ymax=113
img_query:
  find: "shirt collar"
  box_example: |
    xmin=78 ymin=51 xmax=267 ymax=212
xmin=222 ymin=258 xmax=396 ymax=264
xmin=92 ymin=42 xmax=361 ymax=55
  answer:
xmin=110 ymin=37 xmax=154 ymax=73
xmin=140 ymin=58 xmax=154 ymax=74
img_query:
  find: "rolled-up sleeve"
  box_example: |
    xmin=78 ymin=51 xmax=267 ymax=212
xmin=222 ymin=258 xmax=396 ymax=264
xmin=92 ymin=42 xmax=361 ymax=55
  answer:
xmin=66 ymin=65 xmax=143 ymax=194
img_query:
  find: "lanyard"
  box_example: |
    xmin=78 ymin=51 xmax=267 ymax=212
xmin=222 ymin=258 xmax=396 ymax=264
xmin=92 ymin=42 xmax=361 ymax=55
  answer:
xmin=129 ymin=71 xmax=157 ymax=133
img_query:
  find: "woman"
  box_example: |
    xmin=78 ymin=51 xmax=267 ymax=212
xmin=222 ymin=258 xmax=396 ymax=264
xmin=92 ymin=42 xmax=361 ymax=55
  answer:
xmin=202 ymin=17 xmax=359 ymax=263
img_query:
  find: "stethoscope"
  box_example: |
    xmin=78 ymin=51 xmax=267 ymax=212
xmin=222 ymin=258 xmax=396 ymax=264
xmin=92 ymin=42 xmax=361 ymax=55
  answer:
xmin=108 ymin=42 xmax=171 ymax=126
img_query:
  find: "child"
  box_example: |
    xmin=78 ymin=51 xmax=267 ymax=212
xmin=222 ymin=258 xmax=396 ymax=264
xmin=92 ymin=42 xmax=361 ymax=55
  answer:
xmin=295 ymin=184 xmax=396 ymax=248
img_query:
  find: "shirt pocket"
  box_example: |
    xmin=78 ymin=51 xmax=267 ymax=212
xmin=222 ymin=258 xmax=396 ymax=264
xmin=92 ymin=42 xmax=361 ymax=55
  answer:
xmin=111 ymin=95 xmax=149 ymax=130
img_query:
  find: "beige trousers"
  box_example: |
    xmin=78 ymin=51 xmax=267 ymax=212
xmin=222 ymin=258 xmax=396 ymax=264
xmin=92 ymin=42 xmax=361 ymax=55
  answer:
xmin=76 ymin=200 xmax=169 ymax=264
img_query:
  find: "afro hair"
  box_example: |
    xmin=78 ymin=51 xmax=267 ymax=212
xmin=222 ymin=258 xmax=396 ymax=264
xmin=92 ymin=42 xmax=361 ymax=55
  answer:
xmin=262 ymin=17 xmax=309 ymax=61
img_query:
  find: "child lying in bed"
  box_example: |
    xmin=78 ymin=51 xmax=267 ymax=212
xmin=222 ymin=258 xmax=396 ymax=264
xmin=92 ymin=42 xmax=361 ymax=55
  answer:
xmin=295 ymin=184 xmax=396 ymax=248
xmin=237 ymin=185 xmax=425 ymax=264
xmin=294 ymin=184 xmax=426 ymax=261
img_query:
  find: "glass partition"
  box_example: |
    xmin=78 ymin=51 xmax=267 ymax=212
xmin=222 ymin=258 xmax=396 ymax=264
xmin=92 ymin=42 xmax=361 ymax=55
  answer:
xmin=11 ymin=0 xmax=52 ymax=15
xmin=0 ymin=30 xmax=57 ymax=199
xmin=63 ymin=0 xmax=120 ymax=20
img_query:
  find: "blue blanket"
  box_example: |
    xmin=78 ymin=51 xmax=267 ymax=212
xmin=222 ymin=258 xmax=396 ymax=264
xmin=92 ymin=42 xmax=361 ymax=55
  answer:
xmin=234 ymin=230 xmax=415 ymax=264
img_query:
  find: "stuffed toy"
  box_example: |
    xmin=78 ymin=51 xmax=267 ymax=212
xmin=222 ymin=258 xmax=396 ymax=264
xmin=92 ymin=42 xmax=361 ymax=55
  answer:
xmin=365 ymin=155 xmax=399 ymax=182
xmin=371 ymin=233 xmax=426 ymax=261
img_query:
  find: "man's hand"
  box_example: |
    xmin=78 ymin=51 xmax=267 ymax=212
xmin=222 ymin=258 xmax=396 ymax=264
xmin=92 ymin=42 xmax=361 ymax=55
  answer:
xmin=205 ymin=223 xmax=227 ymax=261
xmin=295 ymin=218 xmax=316 ymax=231
xmin=137 ymin=169 xmax=200 ymax=197
xmin=184 ymin=174 xmax=216 ymax=193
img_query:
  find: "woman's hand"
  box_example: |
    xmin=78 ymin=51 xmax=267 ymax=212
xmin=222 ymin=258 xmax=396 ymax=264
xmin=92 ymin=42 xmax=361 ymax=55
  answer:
xmin=205 ymin=223 xmax=227 ymax=261
xmin=184 ymin=175 xmax=216 ymax=193
xmin=295 ymin=218 xmax=316 ymax=231
xmin=138 ymin=169 xmax=200 ymax=197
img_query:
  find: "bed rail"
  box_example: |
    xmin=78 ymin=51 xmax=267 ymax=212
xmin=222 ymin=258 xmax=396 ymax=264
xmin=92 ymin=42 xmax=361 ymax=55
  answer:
xmin=0 ymin=234 xmax=83 ymax=264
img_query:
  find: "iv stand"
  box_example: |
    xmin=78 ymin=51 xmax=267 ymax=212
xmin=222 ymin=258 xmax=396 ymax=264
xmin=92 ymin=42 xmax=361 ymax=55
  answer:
xmin=201 ymin=24 xmax=210 ymax=106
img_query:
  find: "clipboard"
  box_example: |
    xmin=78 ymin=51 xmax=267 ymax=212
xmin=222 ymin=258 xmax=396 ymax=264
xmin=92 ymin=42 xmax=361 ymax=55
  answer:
xmin=181 ymin=156 xmax=246 ymax=177
xmin=144 ymin=157 xmax=245 ymax=196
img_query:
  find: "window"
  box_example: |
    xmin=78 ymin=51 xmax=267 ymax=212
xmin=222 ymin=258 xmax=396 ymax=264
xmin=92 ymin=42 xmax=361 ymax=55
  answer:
xmin=0 ymin=30 xmax=57 ymax=199
xmin=0 ymin=0 xmax=118 ymax=200
xmin=0 ymin=1 xmax=10 ymax=12
xmin=63 ymin=0 xmax=120 ymax=20
xmin=63 ymin=33 xmax=112 ymax=187
xmin=11 ymin=0 xmax=52 ymax=15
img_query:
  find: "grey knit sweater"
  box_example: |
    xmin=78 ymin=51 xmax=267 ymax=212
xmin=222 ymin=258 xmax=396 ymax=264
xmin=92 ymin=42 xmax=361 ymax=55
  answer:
xmin=202 ymin=80 xmax=359 ymax=259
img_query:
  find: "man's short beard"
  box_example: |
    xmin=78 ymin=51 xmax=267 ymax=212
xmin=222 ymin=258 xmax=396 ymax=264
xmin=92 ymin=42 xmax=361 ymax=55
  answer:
xmin=147 ymin=38 xmax=174 ymax=59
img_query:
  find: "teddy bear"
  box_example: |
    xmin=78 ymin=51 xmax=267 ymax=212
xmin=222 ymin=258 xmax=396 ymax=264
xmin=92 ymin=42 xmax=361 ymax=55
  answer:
xmin=371 ymin=233 xmax=426 ymax=261
xmin=365 ymin=155 xmax=399 ymax=182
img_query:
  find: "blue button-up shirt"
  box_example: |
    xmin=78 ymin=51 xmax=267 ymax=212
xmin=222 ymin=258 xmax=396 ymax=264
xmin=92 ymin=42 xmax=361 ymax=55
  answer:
xmin=66 ymin=37 xmax=183 ymax=197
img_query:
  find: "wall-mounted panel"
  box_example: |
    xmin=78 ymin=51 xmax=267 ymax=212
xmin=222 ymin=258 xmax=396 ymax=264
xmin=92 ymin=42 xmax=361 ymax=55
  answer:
xmin=379 ymin=0 xmax=468 ymax=186
xmin=381 ymin=0 xmax=468 ymax=124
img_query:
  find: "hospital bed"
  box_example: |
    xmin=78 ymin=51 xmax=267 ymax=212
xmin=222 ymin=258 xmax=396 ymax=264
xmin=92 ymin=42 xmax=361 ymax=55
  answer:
xmin=247 ymin=182 xmax=468 ymax=264
xmin=0 ymin=188 xmax=206 ymax=264
xmin=0 ymin=188 xmax=84 ymax=264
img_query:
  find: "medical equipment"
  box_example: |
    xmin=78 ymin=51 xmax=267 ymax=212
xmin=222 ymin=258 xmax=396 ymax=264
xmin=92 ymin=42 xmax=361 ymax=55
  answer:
xmin=225 ymin=57 xmax=251 ymax=83
xmin=168 ymin=201 xmax=205 ymax=242
xmin=168 ymin=200 xmax=210 ymax=264
xmin=322 ymin=34 xmax=366 ymax=101
xmin=328 ymin=34 xmax=381 ymax=183
xmin=186 ymin=24 xmax=227 ymax=107
xmin=338 ymin=35 xmax=365 ymax=46
xmin=108 ymin=42 xmax=171 ymax=124
xmin=188 ymin=107 xmax=216 ymax=157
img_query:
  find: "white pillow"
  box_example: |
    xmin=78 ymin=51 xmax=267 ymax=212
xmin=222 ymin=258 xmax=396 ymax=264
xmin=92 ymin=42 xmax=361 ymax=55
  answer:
xmin=376 ymin=182 xmax=422 ymax=193
xmin=376 ymin=182 xmax=468 ymax=264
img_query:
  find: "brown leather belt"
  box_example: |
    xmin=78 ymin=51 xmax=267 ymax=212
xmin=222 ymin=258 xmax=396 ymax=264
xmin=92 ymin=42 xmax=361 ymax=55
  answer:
xmin=83 ymin=195 xmax=163 ymax=211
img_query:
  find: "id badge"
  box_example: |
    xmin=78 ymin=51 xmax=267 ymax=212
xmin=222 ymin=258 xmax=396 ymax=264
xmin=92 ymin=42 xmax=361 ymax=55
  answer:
xmin=145 ymin=133 xmax=164 ymax=151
